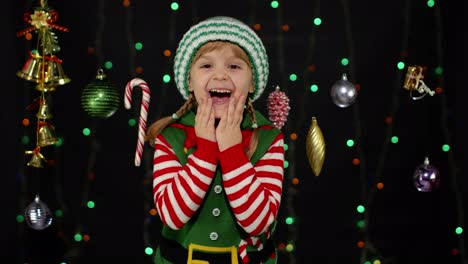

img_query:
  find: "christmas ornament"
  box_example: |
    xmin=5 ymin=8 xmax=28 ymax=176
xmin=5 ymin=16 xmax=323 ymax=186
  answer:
xmin=24 ymin=194 xmax=53 ymax=230
xmin=306 ymin=117 xmax=326 ymax=176
xmin=413 ymin=157 xmax=440 ymax=192
xmin=25 ymin=147 xmax=47 ymax=168
xmin=330 ymin=73 xmax=357 ymax=108
xmin=124 ymin=78 xmax=151 ymax=167
xmin=403 ymin=65 xmax=435 ymax=100
xmin=267 ymin=85 xmax=290 ymax=130
xmin=81 ymin=69 xmax=120 ymax=118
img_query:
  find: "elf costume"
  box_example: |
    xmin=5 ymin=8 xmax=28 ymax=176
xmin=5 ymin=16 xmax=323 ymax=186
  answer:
xmin=151 ymin=16 xmax=284 ymax=264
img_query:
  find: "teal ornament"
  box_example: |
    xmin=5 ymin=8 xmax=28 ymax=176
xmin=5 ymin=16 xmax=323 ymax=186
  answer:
xmin=81 ymin=69 xmax=120 ymax=118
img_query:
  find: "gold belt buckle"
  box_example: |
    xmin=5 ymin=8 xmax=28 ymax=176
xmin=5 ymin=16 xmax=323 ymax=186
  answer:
xmin=187 ymin=243 xmax=238 ymax=264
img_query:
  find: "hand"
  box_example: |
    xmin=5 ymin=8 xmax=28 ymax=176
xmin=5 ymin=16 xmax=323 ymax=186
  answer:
xmin=195 ymin=97 xmax=216 ymax=142
xmin=216 ymin=94 xmax=246 ymax=151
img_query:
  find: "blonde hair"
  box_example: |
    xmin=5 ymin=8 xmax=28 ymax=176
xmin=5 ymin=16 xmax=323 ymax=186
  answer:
xmin=146 ymin=41 xmax=259 ymax=159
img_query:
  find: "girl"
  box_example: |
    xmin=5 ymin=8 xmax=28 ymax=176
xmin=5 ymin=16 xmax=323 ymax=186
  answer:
xmin=146 ymin=16 xmax=284 ymax=264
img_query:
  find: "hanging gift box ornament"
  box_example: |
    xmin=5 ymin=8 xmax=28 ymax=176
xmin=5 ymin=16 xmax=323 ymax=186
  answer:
xmin=267 ymin=85 xmax=290 ymax=130
xmin=330 ymin=73 xmax=357 ymax=108
xmin=24 ymin=194 xmax=53 ymax=230
xmin=413 ymin=156 xmax=440 ymax=192
xmin=403 ymin=65 xmax=435 ymax=100
xmin=81 ymin=69 xmax=120 ymax=118
xmin=306 ymin=117 xmax=326 ymax=176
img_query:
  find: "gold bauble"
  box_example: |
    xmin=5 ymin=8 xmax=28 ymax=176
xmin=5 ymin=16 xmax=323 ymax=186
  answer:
xmin=306 ymin=117 xmax=326 ymax=176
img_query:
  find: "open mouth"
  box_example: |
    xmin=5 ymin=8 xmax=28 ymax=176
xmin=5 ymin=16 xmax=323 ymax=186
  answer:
xmin=209 ymin=89 xmax=232 ymax=99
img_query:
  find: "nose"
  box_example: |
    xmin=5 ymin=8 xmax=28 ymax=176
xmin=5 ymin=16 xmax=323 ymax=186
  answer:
xmin=213 ymin=67 xmax=228 ymax=80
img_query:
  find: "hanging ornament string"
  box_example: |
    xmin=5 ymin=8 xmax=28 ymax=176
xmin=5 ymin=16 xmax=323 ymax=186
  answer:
xmin=17 ymin=10 xmax=69 ymax=37
xmin=124 ymin=78 xmax=151 ymax=167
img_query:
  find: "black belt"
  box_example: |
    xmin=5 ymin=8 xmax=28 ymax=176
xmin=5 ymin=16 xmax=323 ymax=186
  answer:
xmin=159 ymin=235 xmax=275 ymax=264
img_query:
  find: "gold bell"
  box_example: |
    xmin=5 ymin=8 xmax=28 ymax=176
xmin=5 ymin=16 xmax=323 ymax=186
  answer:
xmin=37 ymin=122 xmax=58 ymax=147
xmin=27 ymin=153 xmax=44 ymax=168
xmin=43 ymin=56 xmax=71 ymax=86
xmin=17 ymin=51 xmax=44 ymax=83
xmin=36 ymin=100 xmax=53 ymax=120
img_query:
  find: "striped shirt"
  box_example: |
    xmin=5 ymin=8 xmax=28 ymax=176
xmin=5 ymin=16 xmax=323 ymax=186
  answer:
xmin=152 ymin=127 xmax=284 ymax=236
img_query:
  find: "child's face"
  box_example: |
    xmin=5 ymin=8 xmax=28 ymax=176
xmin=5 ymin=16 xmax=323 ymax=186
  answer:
xmin=189 ymin=43 xmax=254 ymax=119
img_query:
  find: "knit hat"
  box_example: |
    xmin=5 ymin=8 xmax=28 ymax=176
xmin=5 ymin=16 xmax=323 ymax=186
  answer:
xmin=173 ymin=16 xmax=269 ymax=102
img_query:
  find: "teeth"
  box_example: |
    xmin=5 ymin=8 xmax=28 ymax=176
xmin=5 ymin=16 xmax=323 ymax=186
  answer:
xmin=209 ymin=89 xmax=231 ymax=93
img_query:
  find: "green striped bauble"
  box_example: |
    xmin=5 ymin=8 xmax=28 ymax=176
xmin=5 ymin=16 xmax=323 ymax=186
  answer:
xmin=81 ymin=70 xmax=120 ymax=118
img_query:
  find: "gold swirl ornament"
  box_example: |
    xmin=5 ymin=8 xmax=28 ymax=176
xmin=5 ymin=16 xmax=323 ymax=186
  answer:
xmin=306 ymin=117 xmax=326 ymax=176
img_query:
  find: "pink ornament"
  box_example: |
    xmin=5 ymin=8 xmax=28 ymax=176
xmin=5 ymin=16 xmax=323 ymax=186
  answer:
xmin=267 ymin=85 xmax=290 ymax=129
xmin=413 ymin=157 xmax=440 ymax=192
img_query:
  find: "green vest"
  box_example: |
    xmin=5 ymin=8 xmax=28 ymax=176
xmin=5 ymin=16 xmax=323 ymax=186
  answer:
xmin=156 ymin=110 xmax=281 ymax=262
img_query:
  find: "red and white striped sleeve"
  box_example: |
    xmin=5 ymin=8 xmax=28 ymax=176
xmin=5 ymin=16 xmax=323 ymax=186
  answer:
xmin=218 ymin=133 xmax=284 ymax=236
xmin=152 ymin=134 xmax=219 ymax=230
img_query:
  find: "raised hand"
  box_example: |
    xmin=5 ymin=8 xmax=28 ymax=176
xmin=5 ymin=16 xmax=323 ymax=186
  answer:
xmin=195 ymin=97 xmax=216 ymax=142
xmin=216 ymin=94 xmax=246 ymax=152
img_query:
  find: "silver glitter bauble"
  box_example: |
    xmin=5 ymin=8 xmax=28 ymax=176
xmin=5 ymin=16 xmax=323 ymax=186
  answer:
xmin=24 ymin=194 xmax=53 ymax=230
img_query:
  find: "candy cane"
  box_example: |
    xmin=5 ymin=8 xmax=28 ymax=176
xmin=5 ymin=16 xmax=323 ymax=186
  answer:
xmin=124 ymin=78 xmax=151 ymax=167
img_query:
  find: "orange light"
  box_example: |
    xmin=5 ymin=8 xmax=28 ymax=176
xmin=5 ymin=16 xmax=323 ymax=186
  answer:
xmin=149 ymin=208 xmax=157 ymax=216
xmin=355 ymin=84 xmax=361 ymax=92
xmin=357 ymin=241 xmax=365 ymax=248
xmin=135 ymin=66 xmax=143 ymax=74
xmin=277 ymin=243 xmax=285 ymax=250
xmin=163 ymin=49 xmax=172 ymax=57
xmin=83 ymin=234 xmax=90 ymax=242
xmin=435 ymin=87 xmax=443 ymax=94
xmin=376 ymin=182 xmax=384 ymax=190
xmin=123 ymin=0 xmax=130 ymax=7
xmin=352 ymin=158 xmax=360 ymax=166
xmin=22 ymin=118 xmax=30 ymax=126
xmin=25 ymin=33 xmax=33 ymax=40
xmin=87 ymin=47 xmax=95 ymax=55
xmin=307 ymin=64 xmax=316 ymax=72
xmin=290 ymin=133 xmax=298 ymax=140
xmin=385 ymin=116 xmax=392 ymax=124
xmin=282 ymin=24 xmax=290 ymax=32
xmin=254 ymin=24 xmax=261 ymax=31
xmin=292 ymin=178 xmax=299 ymax=185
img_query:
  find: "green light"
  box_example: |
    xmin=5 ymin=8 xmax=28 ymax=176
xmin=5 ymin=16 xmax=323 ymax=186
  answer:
xmin=145 ymin=247 xmax=154 ymax=255
xmin=21 ymin=135 xmax=30 ymax=145
xmin=283 ymin=143 xmax=288 ymax=151
xmin=74 ymin=233 xmax=83 ymax=242
xmin=455 ymin=227 xmax=463 ymax=235
xmin=364 ymin=262 xmax=371 ymax=264
xmin=346 ymin=139 xmax=354 ymax=147
xmin=270 ymin=1 xmax=279 ymax=8
xmin=397 ymin=62 xmax=405 ymax=70
xmin=135 ymin=42 xmax=143 ymax=50
xmin=341 ymin=58 xmax=349 ymax=66
xmin=310 ymin=84 xmax=318 ymax=92
xmin=289 ymin=74 xmax=297 ymax=81
xmin=313 ymin=17 xmax=322 ymax=26
xmin=16 ymin=214 xmax=25 ymax=223
xmin=104 ymin=61 xmax=113 ymax=70
xmin=285 ymin=217 xmax=295 ymax=225
xmin=284 ymin=160 xmax=289 ymax=168
xmin=55 ymin=137 xmax=64 ymax=147
xmin=356 ymin=220 xmax=365 ymax=229
xmin=442 ymin=144 xmax=450 ymax=152
xmin=434 ymin=66 xmax=443 ymax=75
xmin=163 ymin=74 xmax=171 ymax=83
xmin=128 ymin=118 xmax=137 ymax=127
xmin=170 ymin=2 xmax=179 ymax=11
xmin=427 ymin=0 xmax=435 ymax=7
xmin=87 ymin=201 xmax=95 ymax=209
xmin=55 ymin=210 xmax=63 ymax=217
xmin=82 ymin=128 xmax=91 ymax=136
xmin=356 ymin=205 xmax=365 ymax=213
xmin=391 ymin=136 xmax=399 ymax=144
xmin=285 ymin=243 xmax=294 ymax=252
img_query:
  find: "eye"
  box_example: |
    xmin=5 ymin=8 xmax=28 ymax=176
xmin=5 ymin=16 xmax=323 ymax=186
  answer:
xmin=229 ymin=64 xmax=241 ymax=69
xmin=200 ymin=63 xmax=212 ymax=69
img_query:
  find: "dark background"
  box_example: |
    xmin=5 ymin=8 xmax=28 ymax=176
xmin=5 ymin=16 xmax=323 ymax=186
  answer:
xmin=3 ymin=0 xmax=466 ymax=263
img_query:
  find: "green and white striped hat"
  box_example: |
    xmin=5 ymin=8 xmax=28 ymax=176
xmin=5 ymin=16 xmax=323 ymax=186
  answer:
xmin=173 ymin=16 xmax=269 ymax=102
